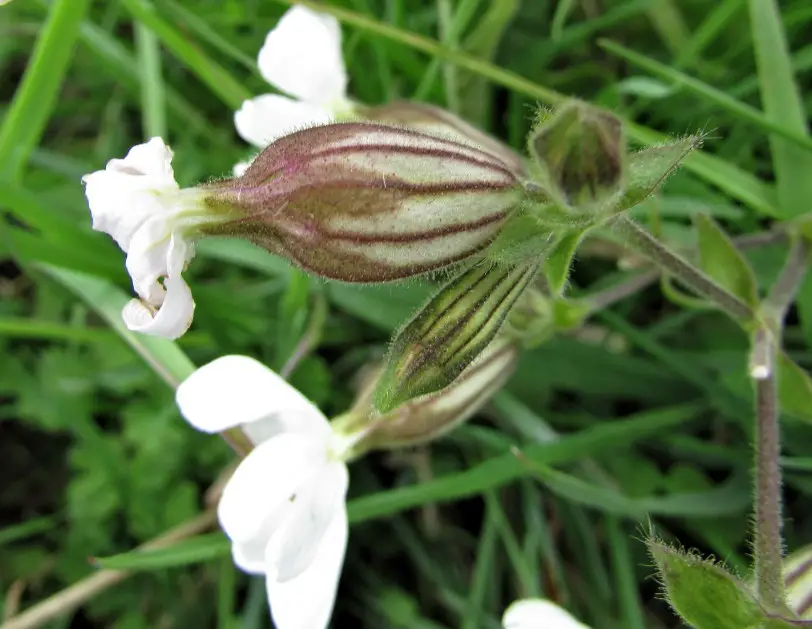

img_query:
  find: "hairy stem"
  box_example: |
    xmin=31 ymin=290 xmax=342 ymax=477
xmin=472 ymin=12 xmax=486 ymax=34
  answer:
xmin=754 ymin=362 xmax=788 ymax=612
xmin=764 ymin=239 xmax=810 ymax=323
xmin=751 ymin=238 xmax=809 ymax=613
xmin=614 ymin=215 xmax=754 ymax=320
xmin=583 ymin=228 xmax=787 ymax=314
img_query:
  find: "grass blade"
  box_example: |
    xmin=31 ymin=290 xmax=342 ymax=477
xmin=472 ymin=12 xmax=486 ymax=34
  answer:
xmin=0 ymin=0 xmax=92 ymax=182
xmin=347 ymin=403 xmax=701 ymax=522
xmin=748 ymin=0 xmax=812 ymax=219
xmin=600 ymin=38 xmax=812 ymax=153
xmin=121 ymin=0 xmax=251 ymax=110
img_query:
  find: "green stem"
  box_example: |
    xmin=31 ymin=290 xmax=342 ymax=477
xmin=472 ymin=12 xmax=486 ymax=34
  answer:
xmin=583 ymin=227 xmax=787 ymax=314
xmin=753 ymin=363 xmax=788 ymax=612
xmin=750 ymin=238 xmax=809 ymax=613
xmin=764 ymin=239 xmax=810 ymax=323
xmin=614 ymin=216 xmax=754 ymax=320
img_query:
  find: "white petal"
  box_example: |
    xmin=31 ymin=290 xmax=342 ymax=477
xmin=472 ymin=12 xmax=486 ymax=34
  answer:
xmin=266 ymin=505 xmax=348 ymax=629
xmin=257 ymin=6 xmax=347 ymax=105
xmin=121 ymin=271 xmax=194 ymax=340
xmin=175 ymin=355 xmax=327 ymax=435
xmin=217 ymin=435 xmax=324 ymax=566
xmin=82 ymin=138 xmax=179 ymax=252
xmin=125 ymin=218 xmax=172 ymax=304
xmin=269 ymin=462 xmax=348 ymax=582
xmin=108 ymin=137 xmax=175 ymax=181
xmin=503 ymin=599 xmax=591 ymax=629
xmin=234 ymin=95 xmax=333 ymax=148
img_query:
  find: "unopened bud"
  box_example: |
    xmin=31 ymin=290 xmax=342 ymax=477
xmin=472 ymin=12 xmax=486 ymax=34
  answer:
xmin=374 ymin=259 xmax=538 ymax=412
xmin=528 ymin=101 xmax=625 ymax=212
xmin=365 ymin=337 xmax=518 ymax=448
xmin=363 ymin=101 xmax=527 ymax=177
xmin=207 ymin=122 xmax=525 ymax=282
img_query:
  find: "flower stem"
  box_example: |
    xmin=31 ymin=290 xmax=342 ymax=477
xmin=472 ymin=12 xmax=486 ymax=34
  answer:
xmin=764 ymin=239 xmax=810 ymax=323
xmin=752 ymin=347 xmax=788 ymax=612
xmin=751 ymin=238 xmax=809 ymax=613
xmin=583 ymin=228 xmax=787 ymax=314
xmin=613 ymin=215 xmax=754 ymax=320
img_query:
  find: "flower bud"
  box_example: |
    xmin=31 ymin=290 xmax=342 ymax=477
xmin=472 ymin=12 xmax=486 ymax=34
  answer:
xmin=362 ymin=101 xmax=527 ymax=177
xmin=528 ymin=101 xmax=626 ymax=213
xmin=207 ymin=122 xmax=525 ymax=283
xmin=343 ymin=337 xmax=518 ymax=449
xmin=373 ymin=259 xmax=537 ymax=413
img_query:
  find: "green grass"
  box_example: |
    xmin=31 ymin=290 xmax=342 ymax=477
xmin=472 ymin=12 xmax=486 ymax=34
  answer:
xmin=1 ymin=1 xmax=811 ymax=628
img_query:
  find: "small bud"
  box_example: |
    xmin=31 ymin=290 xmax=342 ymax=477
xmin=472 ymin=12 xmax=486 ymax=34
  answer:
xmin=208 ymin=122 xmax=525 ymax=282
xmin=362 ymin=101 xmax=527 ymax=177
xmin=528 ymin=101 xmax=625 ymax=212
xmin=374 ymin=259 xmax=538 ymax=413
xmin=370 ymin=338 xmax=518 ymax=447
xmin=338 ymin=337 xmax=518 ymax=449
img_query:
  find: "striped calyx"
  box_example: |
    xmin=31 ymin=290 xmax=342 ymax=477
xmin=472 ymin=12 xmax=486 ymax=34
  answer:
xmin=207 ymin=122 xmax=525 ymax=282
xmin=362 ymin=101 xmax=527 ymax=177
xmin=366 ymin=337 xmax=518 ymax=448
xmin=373 ymin=259 xmax=538 ymax=413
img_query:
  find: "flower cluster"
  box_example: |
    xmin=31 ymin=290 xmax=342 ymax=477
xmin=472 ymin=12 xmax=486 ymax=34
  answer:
xmin=78 ymin=4 xmax=698 ymax=629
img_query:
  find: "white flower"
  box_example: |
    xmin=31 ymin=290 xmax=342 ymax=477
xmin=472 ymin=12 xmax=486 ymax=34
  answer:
xmin=234 ymin=5 xmax=354 ymax=150
xmin=176 ymin=355 xmax=355 ymax=629
xmin=82 ymin=137 xmax=209 ymax=339
xmin=503 ymin=599 xmax=592 ymax=629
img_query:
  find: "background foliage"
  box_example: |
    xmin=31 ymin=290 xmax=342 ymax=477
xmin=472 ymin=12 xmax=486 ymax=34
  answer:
xmin=1 ymin=0 xmax=811 ymax=627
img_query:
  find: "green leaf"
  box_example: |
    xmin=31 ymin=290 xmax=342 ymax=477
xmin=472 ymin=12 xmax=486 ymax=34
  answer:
xmin=620 ymin=135 xmax=704 ymax=209
xmin=777 ymin=352 xmax=812 ymax=423
xmin=93 ymin=533 xmax=230 ymax=570
xmin=748 ymin=0 xmax=812 ymax=220
xmin=648 ymin=538 xmax=765 ymax=629
xmin=545 ymin=230 xmax=587 ymax=295
xmin=0 ymin=0 xmax=92 ymax=182
xmin=695 ymin=214 xmax=759 ymax=307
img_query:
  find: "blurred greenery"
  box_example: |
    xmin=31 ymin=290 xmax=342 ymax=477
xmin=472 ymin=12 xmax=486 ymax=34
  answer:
xmin=1 ymin=0 xmax=811 ymax=628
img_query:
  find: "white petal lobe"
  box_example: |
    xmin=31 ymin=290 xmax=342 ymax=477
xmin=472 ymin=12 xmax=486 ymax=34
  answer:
xmin=269 ymin=462 xmax=349 ymax=582
xmin=121 ymin=272 xmax=194 ymax=339
xmin=235 ymin=95 xmax=333 ymax=147
xmin=266 ymin=506 xmax=348 ymax=629
xmin=503 ymin=599 xmax=592 ymax=629
xmin=217 ymin=435 xmax=323 ymax=544
xmin=257 ymin=5 xmax=347 ymax=105
xmin=82 ymin=137 xmax=179 ymax=251
xmin=176 ymin=355 xmax=326 ymax=435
